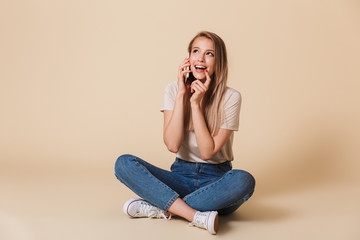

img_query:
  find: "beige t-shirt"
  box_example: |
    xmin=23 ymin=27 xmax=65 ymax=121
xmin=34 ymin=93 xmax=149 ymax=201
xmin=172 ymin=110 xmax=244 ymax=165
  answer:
xmin=160 ymin=81 xmax=241 ymax=164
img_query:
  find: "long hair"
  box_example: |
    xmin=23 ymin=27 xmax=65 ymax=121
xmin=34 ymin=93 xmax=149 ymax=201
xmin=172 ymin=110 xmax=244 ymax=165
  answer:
xmin=184 ymin=31 xmax=228 ymax=136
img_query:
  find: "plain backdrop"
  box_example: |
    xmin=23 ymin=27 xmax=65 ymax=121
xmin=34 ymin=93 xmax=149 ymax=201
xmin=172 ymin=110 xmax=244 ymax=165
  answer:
xmin=1 ymin=0 xmax=360 ymax=239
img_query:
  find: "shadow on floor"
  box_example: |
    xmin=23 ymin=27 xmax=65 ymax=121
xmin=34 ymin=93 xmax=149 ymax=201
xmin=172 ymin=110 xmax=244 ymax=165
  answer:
xmin=217 ymin=123 xmax=348 ymax=233
xmin=251 ymin=124 xmax=347 ymax=199
xmin=217 ymin=201 xmax=291 ymax=235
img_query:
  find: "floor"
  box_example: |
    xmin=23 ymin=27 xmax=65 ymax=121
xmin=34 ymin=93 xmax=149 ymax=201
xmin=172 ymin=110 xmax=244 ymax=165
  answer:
xmin=1 ymin=165 xmax=359 ymax=240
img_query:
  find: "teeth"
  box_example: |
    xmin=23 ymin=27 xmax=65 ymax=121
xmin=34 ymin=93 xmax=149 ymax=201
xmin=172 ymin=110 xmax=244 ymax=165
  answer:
xmin=196 ymin=65 xmax=206 ymax=69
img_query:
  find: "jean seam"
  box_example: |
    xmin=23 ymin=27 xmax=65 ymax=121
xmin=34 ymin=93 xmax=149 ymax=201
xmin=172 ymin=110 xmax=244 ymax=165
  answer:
xmin=133 ymin=158 xmax=179 ymax=211
xmin=171 ymin=159 xmax=178 ymax=171
xmin=164 ymin=193 xmax=179 ymax=211
xmin=195 ymin=163 xmax=199 ymax=189
xmin=220 ymin=198 xmax=245 ymax=209
xmin=220 ymin=189 xmax=254 ymax=210
xmin=183 ymin=170 xmax=233 ymax=203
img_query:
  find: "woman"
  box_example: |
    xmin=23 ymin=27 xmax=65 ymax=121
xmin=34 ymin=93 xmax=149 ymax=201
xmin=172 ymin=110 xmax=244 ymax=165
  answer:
xmin=115 ymin=31 xmax=255 ymax=234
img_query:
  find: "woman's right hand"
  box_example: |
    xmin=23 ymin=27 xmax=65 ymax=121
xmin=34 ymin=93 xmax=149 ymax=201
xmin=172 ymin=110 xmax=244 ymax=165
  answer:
xmin=177 ymin=57 xmax=191 ymax=96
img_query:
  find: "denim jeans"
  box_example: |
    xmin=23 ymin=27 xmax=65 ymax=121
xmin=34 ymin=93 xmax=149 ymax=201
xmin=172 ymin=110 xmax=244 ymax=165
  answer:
xmin=114 ymin=154 xmax=255 ymax=215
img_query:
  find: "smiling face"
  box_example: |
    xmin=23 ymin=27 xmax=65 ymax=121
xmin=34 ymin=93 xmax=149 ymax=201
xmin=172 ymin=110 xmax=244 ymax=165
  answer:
xmin=189 ymin=37 xmax=216 ymax=81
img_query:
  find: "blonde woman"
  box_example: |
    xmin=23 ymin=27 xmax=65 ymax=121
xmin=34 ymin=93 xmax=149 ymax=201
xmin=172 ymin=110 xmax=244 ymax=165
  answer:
xmin=115 ymin=31 xmax=255 ymax=234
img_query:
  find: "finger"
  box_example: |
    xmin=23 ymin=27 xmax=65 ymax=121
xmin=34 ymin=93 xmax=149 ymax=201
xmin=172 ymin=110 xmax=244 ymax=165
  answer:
xmin=192 ymin=80 xmax=207 ymax=91
xmin=204 ymin=69 xmax=211 ymax=88
xmin=192 ymin=81 xmax=206 ymax=92
xmin=183 ymin=58 xmax=190 ymax=65
xmin=190 ymin=85 xmax=197 ymax=94
xmin=179 ymin=58 xmax=190 ymax=67
xmin=179 ymin=62 xmax=191 ymax=70
xmin=191 ymin=82 xmax=205 ymax=93
xmin=178 ymin=65 xmax=192 ymax=76
xmin=180 ymin=68 xmax=192 ymax=76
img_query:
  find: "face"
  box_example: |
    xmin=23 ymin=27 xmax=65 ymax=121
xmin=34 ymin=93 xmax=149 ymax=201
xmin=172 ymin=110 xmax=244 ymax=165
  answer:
xmin=190 ymin=37 xmax=215 ymax=81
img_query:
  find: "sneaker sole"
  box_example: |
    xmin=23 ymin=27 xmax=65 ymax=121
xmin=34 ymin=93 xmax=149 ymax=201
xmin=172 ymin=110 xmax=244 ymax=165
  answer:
xmin=123 ymin=198 xmax=142 ymax=217
xmin=207 ymin=211 xmax=219 ymax=235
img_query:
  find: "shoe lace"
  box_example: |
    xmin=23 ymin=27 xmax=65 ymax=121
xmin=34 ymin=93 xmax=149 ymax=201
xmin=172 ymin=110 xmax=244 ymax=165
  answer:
xmin=188 ymin=212 xmax=207 ymax=229
xmin=138 ymin=202 xmax=171 ymax=220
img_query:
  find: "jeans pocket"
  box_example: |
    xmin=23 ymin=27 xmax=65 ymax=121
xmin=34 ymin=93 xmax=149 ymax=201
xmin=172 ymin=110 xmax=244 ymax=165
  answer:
xmin=170 ymin=159 xmax=179 ymax=171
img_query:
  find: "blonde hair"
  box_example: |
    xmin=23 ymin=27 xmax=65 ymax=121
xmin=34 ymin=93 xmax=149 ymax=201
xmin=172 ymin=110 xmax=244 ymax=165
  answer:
xmin=184 ymin=31 xmax=228 ymax=136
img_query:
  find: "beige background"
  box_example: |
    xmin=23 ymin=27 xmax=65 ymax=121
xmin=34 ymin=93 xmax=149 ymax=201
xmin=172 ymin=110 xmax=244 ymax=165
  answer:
xmin=1 ymin=0 xmax=360 ymax=239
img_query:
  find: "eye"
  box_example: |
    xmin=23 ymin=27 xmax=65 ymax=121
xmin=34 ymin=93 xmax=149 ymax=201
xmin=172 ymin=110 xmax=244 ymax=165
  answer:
xmin=206 ymin=52 xmax=214 ymax=57
xmin=192 ymin=49 xmax=199 ymax=53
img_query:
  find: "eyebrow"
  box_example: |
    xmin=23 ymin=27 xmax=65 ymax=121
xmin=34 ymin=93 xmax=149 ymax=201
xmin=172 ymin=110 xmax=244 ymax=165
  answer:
xmin=192 ymin=47 xmax=215 ymax=52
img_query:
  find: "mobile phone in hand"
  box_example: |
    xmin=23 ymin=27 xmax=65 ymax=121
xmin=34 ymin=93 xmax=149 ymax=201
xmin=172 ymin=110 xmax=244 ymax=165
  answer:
xmin=185 ymin=52 xmax=190 ymax=81
xmin=185 ymin=52 xmax=195 ymax=85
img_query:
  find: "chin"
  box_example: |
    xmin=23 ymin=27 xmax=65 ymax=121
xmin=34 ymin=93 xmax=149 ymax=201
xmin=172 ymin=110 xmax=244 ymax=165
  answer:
xmin=193 ymin=72 xmax=206 ymax=81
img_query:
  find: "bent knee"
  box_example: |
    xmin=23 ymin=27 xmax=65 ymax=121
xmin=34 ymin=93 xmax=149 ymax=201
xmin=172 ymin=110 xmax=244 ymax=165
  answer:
xmin=229 ymin=169 xmax=256 ymax=193
xmin=114 ymin=154 xmax=136 ymax=177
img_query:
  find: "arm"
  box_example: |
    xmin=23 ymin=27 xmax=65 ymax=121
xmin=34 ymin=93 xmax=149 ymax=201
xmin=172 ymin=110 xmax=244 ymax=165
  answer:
xmin=190 ymin=70 xmax=233 ymax=160
xmin=163 ymin=94 xmax=185 ymax=152
xmin=163 ymin=58 xmax=191 ymax=153
xmin=191 ymin=99 xmax=233 ymax=160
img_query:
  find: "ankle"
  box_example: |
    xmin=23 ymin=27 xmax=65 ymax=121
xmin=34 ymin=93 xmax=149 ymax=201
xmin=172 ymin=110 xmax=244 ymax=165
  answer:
xmin=188 ymin=209 xmax=198 ymax=222
xmin=189 ymin=211 xmax=218 ymax=235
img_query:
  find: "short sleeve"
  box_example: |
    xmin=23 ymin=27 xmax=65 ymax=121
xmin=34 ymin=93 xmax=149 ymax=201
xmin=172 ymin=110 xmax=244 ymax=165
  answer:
xmin=221 ymin=90 xmax=241 ymax=131
xmin=160 ymin=82 xmax=178 ymax=112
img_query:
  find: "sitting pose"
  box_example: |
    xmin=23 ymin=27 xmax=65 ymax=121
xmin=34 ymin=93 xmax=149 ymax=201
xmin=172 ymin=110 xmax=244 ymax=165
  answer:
xmin=115 ymin=31 xmax=255 ymax=234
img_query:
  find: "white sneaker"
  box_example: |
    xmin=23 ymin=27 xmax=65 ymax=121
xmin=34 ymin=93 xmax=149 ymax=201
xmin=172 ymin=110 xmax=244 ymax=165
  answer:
xmin=188 ymin=211 xmax=218 ymax=234
xmin=123 ymin=198 xmax=171 ymax=220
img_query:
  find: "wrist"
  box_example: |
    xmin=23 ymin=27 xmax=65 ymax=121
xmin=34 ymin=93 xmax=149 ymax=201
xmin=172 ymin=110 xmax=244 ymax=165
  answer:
xmin=176 ymin=92 xmax=186 ymax=99
xmin=190 ymin=101 xmax=201 ymax=109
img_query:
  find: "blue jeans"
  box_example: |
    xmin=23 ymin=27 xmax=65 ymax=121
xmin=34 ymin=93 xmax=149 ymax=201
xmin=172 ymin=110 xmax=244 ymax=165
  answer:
xmin=114 ymin=154 xmax=255 ymax=215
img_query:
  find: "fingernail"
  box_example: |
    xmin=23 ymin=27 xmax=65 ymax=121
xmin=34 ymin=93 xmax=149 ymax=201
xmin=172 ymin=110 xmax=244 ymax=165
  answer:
xmin=205 ymin=69 xmax=208 ymax=72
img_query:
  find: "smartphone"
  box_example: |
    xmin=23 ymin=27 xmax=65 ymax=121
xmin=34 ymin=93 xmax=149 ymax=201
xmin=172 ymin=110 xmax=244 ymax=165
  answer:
xmin=184 ymin=52 xmax=195 ymax=85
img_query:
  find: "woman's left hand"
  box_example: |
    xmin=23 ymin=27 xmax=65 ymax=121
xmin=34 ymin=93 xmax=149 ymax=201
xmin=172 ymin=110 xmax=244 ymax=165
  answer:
xmin=190 ymin=70 xmax=211 ymax=106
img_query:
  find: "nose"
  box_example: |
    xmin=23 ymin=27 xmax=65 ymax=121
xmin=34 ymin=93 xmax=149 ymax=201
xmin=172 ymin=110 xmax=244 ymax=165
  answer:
xmin=197 ymin=53 xmax=205 ymax=62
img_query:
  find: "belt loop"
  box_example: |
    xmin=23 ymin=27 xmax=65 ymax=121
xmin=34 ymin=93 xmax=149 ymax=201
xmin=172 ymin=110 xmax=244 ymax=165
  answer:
xmin=195 ymin=162 xmax=200 ymax=173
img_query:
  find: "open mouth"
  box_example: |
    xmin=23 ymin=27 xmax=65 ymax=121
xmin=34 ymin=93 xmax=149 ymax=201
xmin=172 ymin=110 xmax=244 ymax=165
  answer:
xmin=195 ymin=65 xmax=207 ymax=70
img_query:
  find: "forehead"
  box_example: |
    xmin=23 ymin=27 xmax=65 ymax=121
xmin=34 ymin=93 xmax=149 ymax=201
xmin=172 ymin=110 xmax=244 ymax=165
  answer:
xmin=192 ymin=37 xmax=214 ymax=50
